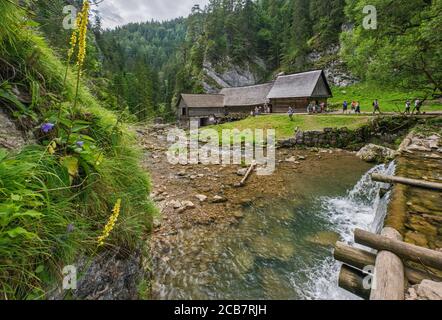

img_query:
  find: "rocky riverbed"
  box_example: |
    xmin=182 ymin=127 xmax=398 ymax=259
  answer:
xmin=135 ymin=124 xmax=375 ymax=299
xmin=136 ymin=124 xmax=365 ymax=236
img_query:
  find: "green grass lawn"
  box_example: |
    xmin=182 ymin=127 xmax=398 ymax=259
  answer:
xmin=210 ymin=114 xmax=372 ymax=140
xmin=330 ymin=83 xmax=442 ymax=112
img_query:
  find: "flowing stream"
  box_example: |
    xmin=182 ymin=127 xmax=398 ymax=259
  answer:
xmin=152 ymin=157 xmax=396 ymax=300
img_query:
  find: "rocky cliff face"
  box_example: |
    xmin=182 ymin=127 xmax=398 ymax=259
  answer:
xmin=201 ymin=45 xmax=357 ymax=93
xmin=202 ymin=57 xmax=268 ymax=93
xmin=307 ymin=44 xmax=358 ymax=87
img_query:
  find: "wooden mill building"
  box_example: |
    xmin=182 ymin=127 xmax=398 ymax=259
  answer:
xmin=177 ymin=70 xmax=332 ymax=126
xmin=220 ymin=83 xmax=274 ymax=114
xmin=267 ymin=70 xmax=332 ymax=113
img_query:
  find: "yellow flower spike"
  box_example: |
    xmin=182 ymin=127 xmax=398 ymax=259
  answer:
xmin=76 ymin=0 xmax=90 ymax=69
xmin=48 ymin=141 xmax=57 ymax=155
xmin=97 ymin=199 xmax=122 ymax=247
xmin=67 ymin=8 xmax=83 ymax=60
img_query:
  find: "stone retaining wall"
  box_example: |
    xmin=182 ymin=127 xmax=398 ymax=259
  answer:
xmin=279 ymin=116 xmax=419 ymax=149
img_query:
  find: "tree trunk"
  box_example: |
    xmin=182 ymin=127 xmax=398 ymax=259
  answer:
xmin=338 ymin=265 xmax=371 ymax=300
xmin=371 ymin=173 xmax=442 ymax=191
xmin=354 ymin=228 xmax=442 ymax=271
xmin=334 ymin=241 xmax=442 ymax=285
xmin=369 ymin=227 xmax=405 ymax=300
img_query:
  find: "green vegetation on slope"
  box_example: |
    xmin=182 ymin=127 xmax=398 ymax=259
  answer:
xmin=97 ymin=0 xmax=440 ymax=122
xmin=211 ymin=114 xmax=372 ymax=140
xmin=0 ymin=1 xmax=154 ymax=299
xmin=330 ymin=83 xmax=442 ymax=113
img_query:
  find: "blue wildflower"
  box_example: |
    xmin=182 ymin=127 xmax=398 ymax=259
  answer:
xmin=76 ymin=141 xmax=84 ymax=148
xmin=41 ymin=123 xmax=55 ymax=133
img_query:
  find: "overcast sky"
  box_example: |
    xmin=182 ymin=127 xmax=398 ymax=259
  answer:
xmin=96 ymin=0 xmax=209 ymax=29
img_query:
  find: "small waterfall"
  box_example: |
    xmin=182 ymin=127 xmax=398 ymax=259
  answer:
xmin=305 ymin=161 xmax=396 ymax=300
xmin=321 ymin=161 xmax=396 ymax=243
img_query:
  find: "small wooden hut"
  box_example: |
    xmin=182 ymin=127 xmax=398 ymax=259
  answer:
xmin=267 ymin=70 xmax=332 ymax=113
xmin=176 ymin=70 xmax=333 ymax=126
xmin=177 ymin=94 xmax=225 ymax=126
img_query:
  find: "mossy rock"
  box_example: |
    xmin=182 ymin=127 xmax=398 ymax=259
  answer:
xmin=233 ymin=250 xmax=255 ymax=275
xmin=305 ymin=231 xmax=341 ymax=247
xmin=405 ymin=231 xmax=429 ymax=248
xmin=260 ymin=268 xmax=294 ymax=300
xmin=405 ymin=216 xmax=438 ymax=237
xmin=250 ymin=235 xmax=295 ymax=262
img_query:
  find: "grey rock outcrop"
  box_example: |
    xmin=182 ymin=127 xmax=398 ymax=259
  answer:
xmin=407 ymin=280 xmax=442 ymax=300
xmin=0 ymin=110 xmax=28 ymax=150
xmin=307 ymin=44 xmax=358 ymax=87
xmin=356 ymin=144 xmax=396 ymax=163
xmin=202 ymin=58 xmax=267 ymax=93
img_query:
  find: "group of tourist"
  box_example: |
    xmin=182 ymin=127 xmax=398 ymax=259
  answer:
xmin=342 ymin=100 xmax=362 ymax=114
xmin=280 ymin=98 xmax=425 ymax=122
xmin=405 ymin=99 xmax=423 ymax=114
xmin=250 ymin=105 xmax=271 ymax=117
xmin=307 ymin=101 xmax=327 ymax=114
xmin=342 ymin=99 xmax=423 ymax=115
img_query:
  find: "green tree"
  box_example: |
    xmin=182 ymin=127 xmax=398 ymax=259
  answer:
xmin=341 ymin=0 xmax=442 ymax=97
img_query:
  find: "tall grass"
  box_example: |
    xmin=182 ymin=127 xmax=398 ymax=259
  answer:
xmin=0 ymin=1 xmax=155 ymax=299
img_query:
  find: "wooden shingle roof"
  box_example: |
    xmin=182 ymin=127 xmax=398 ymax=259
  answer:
xmin=267 ymin=70 xmax=332 ymax=99
xmin=180 ymin=94 xmax=225 ymax=108
xmin=220 ymin=83 xmax=274 ymax=107
xmin=179 ymin=70 xmax=332 ymax=109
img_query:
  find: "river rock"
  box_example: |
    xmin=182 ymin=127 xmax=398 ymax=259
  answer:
xmin=177 ymin=170 xmax=187 ymax=177
xmin=236 ymin=168 xmax=248 ymax=176
xmin=415 ymin=280 xmax=442 ymax=300
xmin=356 ymin=144 xmax=396 ymax=163
xmin=285 ymin=156 xmax=300 ymax=164
xmin=71 ymin=249 xmax=143 ymax=300
xmin=306 ymin=231 xmax=341 ymax=247
xmin=211 ymin=195 xmax=227 ymax=203
xmin=177 ymin=201 xmax=195 ymax=213
xmin=261 ymin=268 xmax=294 ymax=300
xmin=234 ymin=250 xmax=255 ymax=274
xmin=233 ymin=210 xmax=245 ymax=219
xmin=250 ymin=235 xmax=295 ymax=262
xmin=182 ymin=201 xmax=195 ymax=209
xmin=195 ymin=194 xmax=208 ymax=202
xmin=169 ymin=200 xmax=182 ymax=209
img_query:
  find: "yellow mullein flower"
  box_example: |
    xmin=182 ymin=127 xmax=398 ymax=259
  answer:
xmin=76 ymin=0 xmax=90 ymax=68
xmin=48 ymin=141 xmax=57 ymax=155
xmin=97 ymin=199 xmax=122 ymax=247
xmin=67 ymin=12 xmax=82 ymax=60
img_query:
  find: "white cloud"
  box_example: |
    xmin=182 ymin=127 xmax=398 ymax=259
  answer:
xmin=96 ymin=0 xmax=209 ymax=29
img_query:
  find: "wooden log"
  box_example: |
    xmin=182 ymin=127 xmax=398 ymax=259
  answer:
xmin=334 ymin=241 xmax=376 ymax=270
xmin=370 ymin=227 xmax=405 ymax=300
xmin=405 ymin=266 xmax=442 ymax=285
xmin=338 ymin=265 xmax=371 ymax=300
xmin=371 ymin=173 xmax=442 ymax=191
xmin=333 ymin=241 xmax=442 ymax=285
xmin=238 ymin=161 xmax=256 ymax=187
xmin=354 ymin=228 xmax=442 ymax=271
